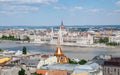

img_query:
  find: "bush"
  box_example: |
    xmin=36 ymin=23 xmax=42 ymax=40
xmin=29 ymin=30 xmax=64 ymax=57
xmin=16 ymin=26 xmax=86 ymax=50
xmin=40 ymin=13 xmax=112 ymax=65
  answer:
xmin=106 ymin=42 xmax=119 ymax=46
xmin=33 ymin=72 xmax=42 ymax=75
xmin=78 ymin=59 xmax=87 ymax=65
xmin=68 ymin=58 xmax=78 ymax=64
xmin=18 ymin=68 xmax=25 ymax=75
xmin=68 ymin=58 xmax=87 ymax=65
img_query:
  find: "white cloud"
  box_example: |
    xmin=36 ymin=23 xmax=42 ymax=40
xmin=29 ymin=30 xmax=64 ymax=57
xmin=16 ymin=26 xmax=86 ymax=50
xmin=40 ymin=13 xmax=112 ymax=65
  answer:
xmin=115 ymin=1 xmax=120 ymax=6
xmin=0 ymin=0 xmax=58 ymax=4
xmin=2 ymin=4 xmax=39 ymax=11
xmin=53 ymin=6 xmax=100 ymax=14
xmin=0 ymin=0 xmax=14 ymax=2
xmin=0 ymin=10 xmax=28 ymax=15
xmin=53 ymin=6 xmax=84 ymax=11
xmin=0 ymin=0 xmax=58 ymax=14
xmin=0 ymin=4 xmax=39 ymax=14
xmin=53 ymin=6 xmax=60 ymax=10
xmin=73 ymin=6 xmax=84 ymax=10
xmin=88 ymin=8 xmax=100 ymax=13
xmin=73 ymin=6 xmax=100 ymax=13
xmin=114 ymin=9 xmax=120 ymax=13
xmin=107 ymin=9 xmax=120 ymax=16
xmin=53 ymin=6 xmax=66 ymax=10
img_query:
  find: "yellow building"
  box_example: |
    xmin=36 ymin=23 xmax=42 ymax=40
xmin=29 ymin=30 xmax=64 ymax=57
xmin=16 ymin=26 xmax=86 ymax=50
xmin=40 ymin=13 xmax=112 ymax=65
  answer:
xmin=71 ymin=72 xmax=88 ymax=75
xmin=0 ymin=57 xmax=11 ymax=65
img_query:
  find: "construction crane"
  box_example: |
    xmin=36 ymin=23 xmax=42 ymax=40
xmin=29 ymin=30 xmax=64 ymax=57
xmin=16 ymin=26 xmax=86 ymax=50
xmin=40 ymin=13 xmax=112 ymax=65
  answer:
xmin=106 ymin=28 xmax=112 ymax=43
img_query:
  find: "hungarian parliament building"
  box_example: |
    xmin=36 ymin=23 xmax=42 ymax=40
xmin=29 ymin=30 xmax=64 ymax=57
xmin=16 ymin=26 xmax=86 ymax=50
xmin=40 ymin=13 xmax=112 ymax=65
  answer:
xmin=33 ymin=22 xmax=94 ymax=46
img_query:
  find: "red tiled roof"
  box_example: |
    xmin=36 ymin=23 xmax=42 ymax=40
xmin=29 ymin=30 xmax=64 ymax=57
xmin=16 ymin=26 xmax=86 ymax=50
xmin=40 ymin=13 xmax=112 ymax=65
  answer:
xmin=36 ymin=69 xmax=47 ymax=75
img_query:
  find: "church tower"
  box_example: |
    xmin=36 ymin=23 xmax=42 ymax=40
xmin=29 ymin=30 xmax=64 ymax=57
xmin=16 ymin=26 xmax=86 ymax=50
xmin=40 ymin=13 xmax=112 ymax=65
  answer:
xmin=60 ymin=21 xmax=65 ymax=30
xmin=54 ymin=33 xmax=64 ymax=56
xmin=54 ymin=30 xmax=68 ymax=63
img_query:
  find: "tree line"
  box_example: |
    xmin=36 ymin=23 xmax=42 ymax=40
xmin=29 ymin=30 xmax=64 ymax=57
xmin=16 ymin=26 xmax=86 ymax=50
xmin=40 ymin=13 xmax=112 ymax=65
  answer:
xmin=1 ymin=35 xmax=30 ymax=41
xmin=95 ymin=37 xmax=120 ymax=46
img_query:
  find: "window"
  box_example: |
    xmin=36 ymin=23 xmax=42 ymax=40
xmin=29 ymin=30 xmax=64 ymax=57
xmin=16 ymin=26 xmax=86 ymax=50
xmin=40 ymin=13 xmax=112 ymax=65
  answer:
xmin=104 ymin=67 xmax=106 ymax=72
xmin=118 ymin=69 xmax=119 ymax=75
xmin=108 ymin=68 xmax=109 ymax=73
xmin=114 ymin=68 xmax=116 ymax=72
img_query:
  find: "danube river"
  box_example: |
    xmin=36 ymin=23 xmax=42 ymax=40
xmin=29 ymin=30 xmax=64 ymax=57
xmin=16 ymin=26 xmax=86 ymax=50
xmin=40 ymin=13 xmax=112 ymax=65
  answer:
xmin=0 ymin=42 xmax=120 ymax=60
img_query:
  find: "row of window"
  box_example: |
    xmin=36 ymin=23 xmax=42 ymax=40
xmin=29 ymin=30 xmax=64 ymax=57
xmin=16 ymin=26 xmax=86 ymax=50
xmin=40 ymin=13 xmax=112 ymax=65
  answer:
xmin=104 ymin=67 xmax=120 ymax=75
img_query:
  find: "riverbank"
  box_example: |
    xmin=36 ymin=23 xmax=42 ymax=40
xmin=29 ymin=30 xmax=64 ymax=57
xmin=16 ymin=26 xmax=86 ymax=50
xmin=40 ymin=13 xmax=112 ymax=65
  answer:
xmin=0 ymin=40 xmax=119 ymax=48
xmin=33 ymin=42 xmax=118 ymax=48
xmin=0 ymin=42 xmax=120 ymax=60
xmin=0 ymin=40 xmax=29 ymax=43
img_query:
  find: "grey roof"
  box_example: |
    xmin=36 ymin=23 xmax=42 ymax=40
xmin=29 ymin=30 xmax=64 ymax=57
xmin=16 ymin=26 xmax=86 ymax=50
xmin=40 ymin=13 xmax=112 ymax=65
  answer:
xmin=41 ymin=63 xmax=79 ymax=71
xmin=20 ymin=59 xmax=39 ymax=67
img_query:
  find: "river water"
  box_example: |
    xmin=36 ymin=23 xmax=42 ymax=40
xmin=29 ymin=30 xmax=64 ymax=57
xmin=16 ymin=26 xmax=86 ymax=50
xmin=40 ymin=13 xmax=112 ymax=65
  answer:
xmin=0 ymin=42 xmax=120 ymax=60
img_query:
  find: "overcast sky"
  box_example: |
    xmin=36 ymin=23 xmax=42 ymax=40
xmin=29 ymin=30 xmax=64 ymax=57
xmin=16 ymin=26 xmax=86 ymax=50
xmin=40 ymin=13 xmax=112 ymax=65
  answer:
xmin=0 ymin=0 xmax=120 ymax=26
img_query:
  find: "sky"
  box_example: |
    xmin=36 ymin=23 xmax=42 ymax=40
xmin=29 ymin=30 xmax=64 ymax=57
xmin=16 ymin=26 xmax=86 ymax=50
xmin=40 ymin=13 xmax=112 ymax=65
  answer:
xmin=0 ymin=0 xmax=120 ymax=26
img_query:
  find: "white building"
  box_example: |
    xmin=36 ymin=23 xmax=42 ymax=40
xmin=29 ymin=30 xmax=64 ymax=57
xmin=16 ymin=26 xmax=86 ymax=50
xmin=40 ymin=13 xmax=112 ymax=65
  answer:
xmin=110 ymin=35 xmax=120 ymax=43
xmin=37 ymin=56 xmax=57 ymax=69
xmin=72 ymin=62 xmax=102 ymax=75
xmin=33 ymin=26 xmax=94 ymax=46
xmin=0 ymin=66 xmax=21 ymax=75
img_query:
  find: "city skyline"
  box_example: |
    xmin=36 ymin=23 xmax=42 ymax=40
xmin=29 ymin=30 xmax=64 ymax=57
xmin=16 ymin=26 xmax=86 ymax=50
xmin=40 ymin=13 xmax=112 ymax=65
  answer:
xmin=0 ymin=0 xmax=120 ymax=26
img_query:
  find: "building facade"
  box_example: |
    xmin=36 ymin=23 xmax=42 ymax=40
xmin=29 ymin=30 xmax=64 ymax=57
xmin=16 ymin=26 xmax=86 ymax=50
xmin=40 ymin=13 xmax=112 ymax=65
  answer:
xmin=103 ymin=57 xmax=120 ymax=75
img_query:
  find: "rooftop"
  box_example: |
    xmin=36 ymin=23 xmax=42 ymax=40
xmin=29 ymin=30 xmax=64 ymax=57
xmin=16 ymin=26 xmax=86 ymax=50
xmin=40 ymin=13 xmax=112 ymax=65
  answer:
xmin=104 ymin=57 xmax=120 ymax=67
xmin=40 ymin=63 xmax=78 ymax=71
xmin=0 ymin=57 xmax=11 ymax=64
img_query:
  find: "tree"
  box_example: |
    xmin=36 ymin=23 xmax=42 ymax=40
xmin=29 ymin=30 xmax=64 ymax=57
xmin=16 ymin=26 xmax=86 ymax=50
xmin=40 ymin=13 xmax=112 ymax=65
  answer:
xmin=68 ymin=58 xmax=78 ymax=64
xmin=9 ymin=35 xmax=14 ymax=40
xmin=23 ymin=36 xmax=30 ymax=41
xmin=99 ymin=37 xmax=109 ymax=43
xmin=106 ymin=42 xmax=119 ymax=46
xmin=1 ymin=35 xmax=8 ymax=39
xmin=22 ymin=46 xmax=27 ymax=54
xmin=0 ymin=48 xmax=3 ymax=52
xmin=18 ymin=68 xmax=25 ymax=75
xmin=78 ymin=59 xmax=87 ymax=65
xmin=1 ymin=35 xmax=18 ymax=40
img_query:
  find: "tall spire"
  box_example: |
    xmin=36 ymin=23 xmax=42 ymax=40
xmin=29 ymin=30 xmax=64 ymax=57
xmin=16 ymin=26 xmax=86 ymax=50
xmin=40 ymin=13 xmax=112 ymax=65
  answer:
xmin=54 ymin=33 xmax=64 ymax=56
xmin=57 ymin=33 xmax=60 ymax=48
xmin=61 ymin=21 xmax=63 ymax=25
xmin=60 ymin=21 xmax=65 ymax=29
xmin=54 ymin=21 xmax=68 ymax=63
